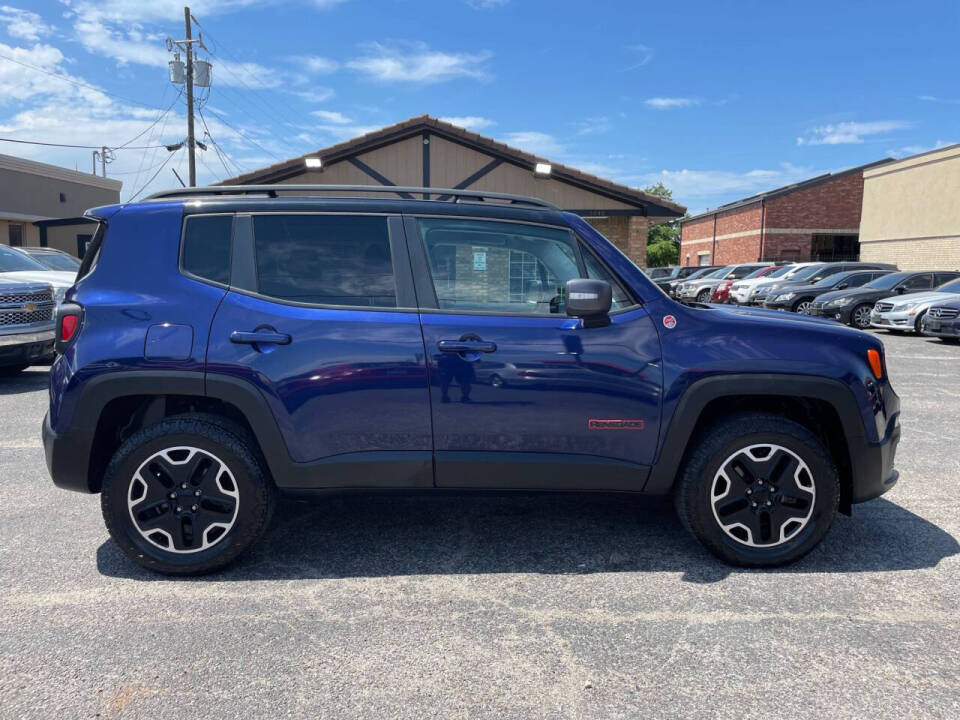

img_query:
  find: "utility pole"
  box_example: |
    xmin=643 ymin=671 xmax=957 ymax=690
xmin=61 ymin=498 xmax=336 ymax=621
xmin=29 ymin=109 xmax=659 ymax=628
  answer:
xmin=101 ymin=146 xmax=108 ymax=177
xmin=167 ymin=7 xmax=210 ymax=187
xmin=184 ymin=6 xmax=196 ymax=187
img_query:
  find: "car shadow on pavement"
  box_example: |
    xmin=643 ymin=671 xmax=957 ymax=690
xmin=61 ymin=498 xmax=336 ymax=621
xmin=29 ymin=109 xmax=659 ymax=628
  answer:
xmin=0 ymin=367 xmax=49 ymax=395
xmin=96 ymin=492 xmax=959 ymax=583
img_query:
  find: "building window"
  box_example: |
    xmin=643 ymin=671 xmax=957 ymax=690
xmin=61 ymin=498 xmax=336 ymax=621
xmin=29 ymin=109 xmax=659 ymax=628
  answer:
xmin=59 ymin=192 xmax=67 ymax=203
xmin=8 ymin=223 xmax=23 ymax=247
xmin=697 ymin=251 xmax=710 ymax=266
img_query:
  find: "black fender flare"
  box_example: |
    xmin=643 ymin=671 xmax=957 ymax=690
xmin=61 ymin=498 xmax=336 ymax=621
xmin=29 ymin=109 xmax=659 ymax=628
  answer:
xmin=643 ymin=374 xmax=868 ymax=495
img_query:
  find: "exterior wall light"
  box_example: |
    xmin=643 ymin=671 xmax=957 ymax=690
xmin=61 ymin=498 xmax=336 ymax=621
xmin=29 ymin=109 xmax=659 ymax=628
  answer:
xmin=534 ymin=162 xmax=552 ymax=177
xmin=304 ymin=157 xmax=323 ymax=169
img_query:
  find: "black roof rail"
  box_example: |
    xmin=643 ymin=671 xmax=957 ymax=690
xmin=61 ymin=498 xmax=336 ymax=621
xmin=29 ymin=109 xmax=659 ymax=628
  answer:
xmin=144 ymin=184 xmax=558 ymax=210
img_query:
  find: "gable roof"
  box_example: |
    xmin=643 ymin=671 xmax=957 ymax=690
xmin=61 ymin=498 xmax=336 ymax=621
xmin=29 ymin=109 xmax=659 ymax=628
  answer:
xmin=215 ymin=114 xmax=685 ymax=217
xmin=681 ymin=158 xmax=894 ymax=224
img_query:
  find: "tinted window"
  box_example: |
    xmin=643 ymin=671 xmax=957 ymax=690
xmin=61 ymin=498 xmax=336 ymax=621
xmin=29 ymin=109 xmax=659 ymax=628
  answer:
xmin=808 ymin=266 xmax=844 ymax=283
xmin=935 ymin=272 xmax=960 ymax=286
xmin=865 ymin=272 xmax=909 ymax=290
xmin=938 ymin=278 xmax=960 ymax=293
xmin=182 ymin=215 xmax=233 ymax=285
xmin=786 ymin=264 xmax=825 ymax=280
xmin=844 ymin=273 xmax=876 ymax=287
xmin=901 ymin=273 xmax=933 ymax=290
xmin=253 ymin=215 xmax=395 ymax=307
xmin=730 ymin=265 xmax=764 ymax=279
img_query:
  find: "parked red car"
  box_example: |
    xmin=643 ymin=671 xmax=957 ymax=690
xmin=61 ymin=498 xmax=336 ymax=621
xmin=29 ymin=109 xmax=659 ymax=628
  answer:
xmin=711 ymin=265 xmax=785 ymax=303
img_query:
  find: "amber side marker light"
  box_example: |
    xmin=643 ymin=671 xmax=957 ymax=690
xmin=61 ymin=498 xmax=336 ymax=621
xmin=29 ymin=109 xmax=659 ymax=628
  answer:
xmin=867 ymin=349 xmax=884 ymax=379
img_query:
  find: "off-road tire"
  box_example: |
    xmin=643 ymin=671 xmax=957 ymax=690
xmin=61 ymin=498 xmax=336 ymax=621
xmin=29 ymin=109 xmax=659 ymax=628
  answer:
xmin=674 ymin=412 xmax=839 ymax=567
xmin=101 ymin=414 xmax=276 ymax=575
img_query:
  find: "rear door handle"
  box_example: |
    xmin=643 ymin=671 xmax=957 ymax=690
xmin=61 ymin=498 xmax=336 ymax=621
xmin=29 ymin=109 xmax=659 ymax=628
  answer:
xmin=437 ymin=339 xmax=497 ymax=354
xmin=230 ymin=330 xmax=291 ymax=345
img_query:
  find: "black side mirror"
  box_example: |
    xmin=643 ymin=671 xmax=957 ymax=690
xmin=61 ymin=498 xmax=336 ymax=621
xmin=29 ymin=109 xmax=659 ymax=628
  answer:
xmin=895 ymin=286 xmax=906 ymax=294
xmin=837 ymin=283 xmax=849 ymax=289
xmin=565 ymin=278 xmax=612 ymax=327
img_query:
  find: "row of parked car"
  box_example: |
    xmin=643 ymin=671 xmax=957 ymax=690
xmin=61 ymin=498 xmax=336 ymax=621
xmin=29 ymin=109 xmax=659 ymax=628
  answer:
xmin=646 ymin=261 xmax=960 ymax=341
xmin=0 ymin=246 xmax=80 ymax=375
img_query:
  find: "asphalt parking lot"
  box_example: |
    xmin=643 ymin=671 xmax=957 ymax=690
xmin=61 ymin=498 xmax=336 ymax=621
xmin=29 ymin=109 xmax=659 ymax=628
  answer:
xmin=1 ymin=331 xmax=958 ymax=720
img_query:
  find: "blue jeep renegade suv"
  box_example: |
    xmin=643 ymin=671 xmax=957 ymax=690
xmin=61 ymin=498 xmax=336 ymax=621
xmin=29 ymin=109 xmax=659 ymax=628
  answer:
xmin=43 ymin=185 xmax=901 ymax=575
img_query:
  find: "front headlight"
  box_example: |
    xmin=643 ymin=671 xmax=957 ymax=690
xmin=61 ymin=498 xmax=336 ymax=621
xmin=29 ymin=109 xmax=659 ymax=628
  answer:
xmin=828 ymin=297 xmax=852 ymax=307
xmin=53 ymin=287 xmax=67 ymax=304
xmin=780 ymin=292 xmax=796 ymax=301
xmin=899 ymin=302 xmax=919 ymax=311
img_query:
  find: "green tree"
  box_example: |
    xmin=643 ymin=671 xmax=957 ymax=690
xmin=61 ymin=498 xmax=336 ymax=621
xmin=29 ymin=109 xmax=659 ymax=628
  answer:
xmin=647 ymin=239 xmax=679 ymax=267
xmin=643 ymin=182 xmax=688 ymax=266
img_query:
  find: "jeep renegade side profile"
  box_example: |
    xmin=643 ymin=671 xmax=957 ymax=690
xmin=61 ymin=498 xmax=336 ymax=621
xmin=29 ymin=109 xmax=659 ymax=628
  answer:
xmin=43 ymin=185 xmax=901 ymax=575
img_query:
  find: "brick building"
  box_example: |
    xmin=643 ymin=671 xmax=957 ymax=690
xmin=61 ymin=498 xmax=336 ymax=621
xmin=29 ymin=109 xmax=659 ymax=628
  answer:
xmin=679 ymin=159 xmax=891 ymax=266
xmin=218 ymin=115 xmax=685 ymax=268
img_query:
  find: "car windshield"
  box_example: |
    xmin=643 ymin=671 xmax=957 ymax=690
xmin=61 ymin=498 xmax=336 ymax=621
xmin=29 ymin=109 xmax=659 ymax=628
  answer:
xmin=0 ymin=246 xmax=47 ymax=272
xmin=865 ymin=272 xmax=910 ymax=290
xmin=786 ymin=264 xmax=827 ymax=281
xmin=936 ymin=278 xmax=960 ymax=293
xmin=764 ymin=265 xmax=793 ymax=278
xmin=814 ymin=271 xmax=855 ymax=288
xmin=27 ymin=251 xmax=79 ymax=271
xmin=729 ymin=265 xmax=763 ymax=279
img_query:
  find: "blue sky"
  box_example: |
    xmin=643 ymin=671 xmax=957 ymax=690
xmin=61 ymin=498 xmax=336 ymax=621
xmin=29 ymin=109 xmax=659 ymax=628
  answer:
xmin=1 ymin=0 xmax=957 ymax=210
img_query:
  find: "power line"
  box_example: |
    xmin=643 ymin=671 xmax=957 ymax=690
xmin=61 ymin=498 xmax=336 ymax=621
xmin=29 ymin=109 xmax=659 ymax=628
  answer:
xmin=198 ymin=108 xmax=244 ymax=177
xmin=0 ymin=51 xmax=165 ymax=111
xmin=127 ymin=147 xmax=181 ymax=202
xmin=114 ymin=89 xmax=183 ymax=150
xmin=202 ymin=105 xmax=283 ymax=161
xmin=0 ymin=136 xmax=168 ymax=150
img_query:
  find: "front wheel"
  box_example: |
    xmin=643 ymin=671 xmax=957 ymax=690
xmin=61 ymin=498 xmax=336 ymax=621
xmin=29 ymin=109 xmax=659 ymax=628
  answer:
xmin=850 ymin=303 xmax=873 ymax=329
xmin=101 ymin=415 xmax=276 ymax=575
xmin=696 ymin=289 xmax=712 ymax=303
xmin=792 ymin=299 xmax=813 ymax=314
xmin=914 ymin=311 xmax=927 ymax=334
xmin=674 ymin=413 xmax=839 ymax=567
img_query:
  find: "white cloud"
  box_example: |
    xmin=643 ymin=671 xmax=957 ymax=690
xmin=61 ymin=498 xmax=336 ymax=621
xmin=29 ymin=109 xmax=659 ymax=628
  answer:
xmin=311 ymin=109 xmax=351 ymax=124
xmin=291 ymin=87 xmax=335 ymax=103
xmin=0 ymin=5 xmax=55 ymax=41
xmin=573 ymin=116 xmax=611 ymax=135
xmin=640 ymin=163 xmax=815 ymax=211
xmin=294 ymin=55 xmax=338 ymax=74
xmin=797 ymin=120 xmax=911 ymax=146
xmin=0 ymin=42 xmax=109 ymax=105
xmin=623 ymin=44 xmax=654 ymax=70
xmin=501 ymin=131 xmax=564 ymax=157
xmin=887 ymin=140 xmax=957 ymax=158
xmin=644 ymin=97 xmax=699 ymax=110
xmin=438 ymin=115 xmax=495 ymax=131
xmin=466 ymin=0 xmax=509 ymax=8
xmin=918 ymin=94 xmax=960 ymax=105
xmin=346 ymin=41 xmax=491 ymax=83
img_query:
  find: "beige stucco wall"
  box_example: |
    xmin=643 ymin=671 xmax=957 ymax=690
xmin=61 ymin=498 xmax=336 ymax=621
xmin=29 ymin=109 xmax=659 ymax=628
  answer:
xmin=860 ymin=144 xmax=960 ymax=270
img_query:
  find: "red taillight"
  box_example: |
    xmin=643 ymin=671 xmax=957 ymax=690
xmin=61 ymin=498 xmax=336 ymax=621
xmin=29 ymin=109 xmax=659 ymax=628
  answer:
xmin=60 ymin=314 xmax=78 ymax=342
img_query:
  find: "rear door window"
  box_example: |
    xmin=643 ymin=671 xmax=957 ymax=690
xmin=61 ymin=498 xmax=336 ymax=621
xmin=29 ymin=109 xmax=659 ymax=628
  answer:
xmin=182 ymin=215 xmax=233 ymax=285
xmin=252 ymin=214 xmax=396 ymax=307
xmin=901 ymin=273 xmax=933 ymax=290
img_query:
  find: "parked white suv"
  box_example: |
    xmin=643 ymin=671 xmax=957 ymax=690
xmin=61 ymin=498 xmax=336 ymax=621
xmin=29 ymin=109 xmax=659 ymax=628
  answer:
xmin=737 ymin=262 xmax=824 ymax=305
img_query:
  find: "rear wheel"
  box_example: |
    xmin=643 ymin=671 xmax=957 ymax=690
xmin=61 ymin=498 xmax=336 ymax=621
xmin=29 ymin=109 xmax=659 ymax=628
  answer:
xmin=674 ymin=413 xmax=839 ymax=567
xmin=101 ymin=415 xmax=276 ymax=575
xmin=851 ymin=303 xmax=872 ymax=329
xmin=696 ymin=288 xmax=712 ymax=303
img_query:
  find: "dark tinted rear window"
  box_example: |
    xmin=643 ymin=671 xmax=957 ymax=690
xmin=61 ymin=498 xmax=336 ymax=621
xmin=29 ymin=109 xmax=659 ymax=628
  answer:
xmin=253 ymin=214 xmax=396 ymax=307
xmin=182 ymin=215 xmax=233 ymax=285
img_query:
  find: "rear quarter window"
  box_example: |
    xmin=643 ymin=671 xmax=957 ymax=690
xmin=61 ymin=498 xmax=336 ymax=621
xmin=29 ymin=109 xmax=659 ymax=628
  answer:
xmin=181 ymin=215 xmax=233 ymax=285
